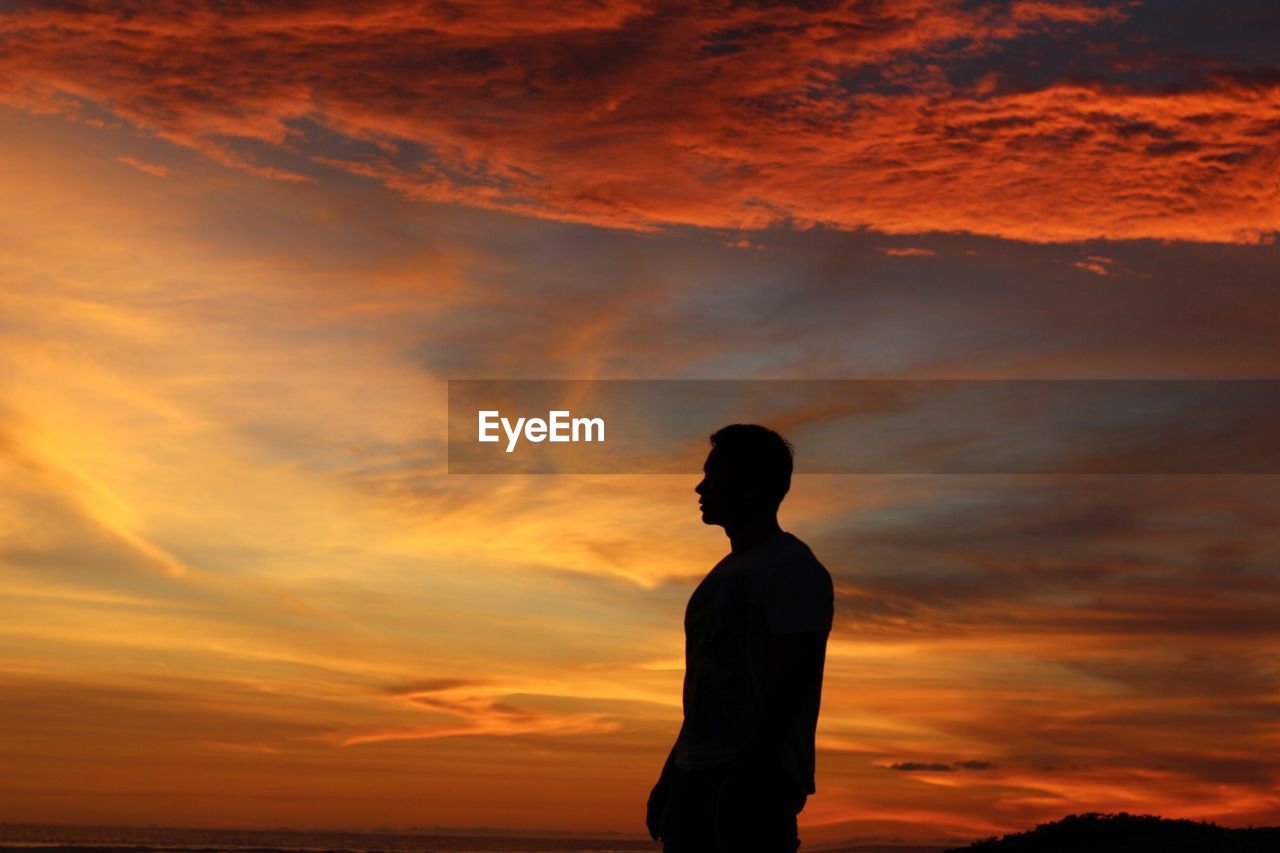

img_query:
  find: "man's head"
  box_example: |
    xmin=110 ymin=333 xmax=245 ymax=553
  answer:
xmin=695 ymin=424 xmax=794 ymax=527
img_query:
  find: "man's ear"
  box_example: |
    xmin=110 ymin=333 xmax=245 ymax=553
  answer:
xmin=744 ymin=484 xmax=779 ymax=512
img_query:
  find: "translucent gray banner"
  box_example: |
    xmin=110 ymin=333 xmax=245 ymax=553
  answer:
xmin=447 ymin=380 xmax=1280 ymax=474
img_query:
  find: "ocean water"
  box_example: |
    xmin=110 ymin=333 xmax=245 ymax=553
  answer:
xmin=0 ymin=824 xmax=658 ymax=853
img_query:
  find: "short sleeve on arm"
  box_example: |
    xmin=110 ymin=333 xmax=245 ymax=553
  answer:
xmin=765 ymin=558 xmax=834 ymax=634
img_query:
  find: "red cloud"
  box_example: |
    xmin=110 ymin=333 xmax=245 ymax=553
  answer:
xmin=2 ymin=0 xmax=1276 ymax=243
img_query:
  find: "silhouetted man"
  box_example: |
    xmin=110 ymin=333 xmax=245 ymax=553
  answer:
xmin=647 ymin=424 xmax=834 ymax=852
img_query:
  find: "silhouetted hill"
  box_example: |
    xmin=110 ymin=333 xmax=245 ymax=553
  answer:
xmin=944 ymin=812 xmax=1280 ymax=853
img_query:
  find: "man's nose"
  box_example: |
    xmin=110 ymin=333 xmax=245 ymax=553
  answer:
xmin=695 ymin=479 xmax=706 ymax=495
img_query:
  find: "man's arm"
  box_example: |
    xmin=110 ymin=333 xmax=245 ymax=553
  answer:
xmin=657 ymin=719 xmax=684 ymax=782
xmin=646 ymin=720 xmax=685 ymax=840
xmin=740 ymin=629 xmax=828 ymax=769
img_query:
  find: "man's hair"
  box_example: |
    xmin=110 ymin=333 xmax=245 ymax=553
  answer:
xmin=708 ymin=423 xmax=794 ymax=506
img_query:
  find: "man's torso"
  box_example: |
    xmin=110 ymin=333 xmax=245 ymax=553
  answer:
xmin=674 ymin=532 xmax=833 ymax=795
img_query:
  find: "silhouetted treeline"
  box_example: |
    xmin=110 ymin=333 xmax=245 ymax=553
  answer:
xmin=946 ymin=812 xmax=1280 ymax=853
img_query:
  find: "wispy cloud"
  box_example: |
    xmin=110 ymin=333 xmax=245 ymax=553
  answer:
xmin=880 ymin=247 xmax=938 ymax=257
xmin=116 ymin=155 xmax=174 ymax=178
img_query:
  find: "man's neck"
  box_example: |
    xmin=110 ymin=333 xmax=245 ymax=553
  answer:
xmin=725 ymin=516 xmax=783 ymax=554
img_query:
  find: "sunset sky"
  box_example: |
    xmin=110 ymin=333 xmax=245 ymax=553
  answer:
xmin=2 ymin=0 xmax=1279 ymax=846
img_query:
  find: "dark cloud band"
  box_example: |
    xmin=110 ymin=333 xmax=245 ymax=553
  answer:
xmin=447 ymin=379 xmax=1280 ymax=473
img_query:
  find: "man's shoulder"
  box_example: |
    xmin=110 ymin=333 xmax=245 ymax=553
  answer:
xmin=761 ymin=533 xmax=834 ymax=633
xmin=776 ymin=533 xmax=831 ymax=576
xmin=733 ymin=532 xmax=831 ymax=587
xmin=764 ymin=533 xmax=833 ymax=596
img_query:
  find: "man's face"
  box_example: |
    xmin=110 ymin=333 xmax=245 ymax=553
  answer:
xmin=695 ymin=448 xmax=739 ymax=526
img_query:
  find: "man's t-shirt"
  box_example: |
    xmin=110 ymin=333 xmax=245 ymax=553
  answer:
xmin=673 ymin=531 xmax=834 ymax=795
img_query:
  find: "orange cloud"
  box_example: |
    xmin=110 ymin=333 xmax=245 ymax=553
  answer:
xmin=116 ymin=155 xmax=173 ymax=177
xmin=2 ymin=1 xmax=1276 ymax=243
xmin=881 ymin=247 xmax=938 ymax=256
xmin=1074 ymin=259 xmax=1111 ymax=275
